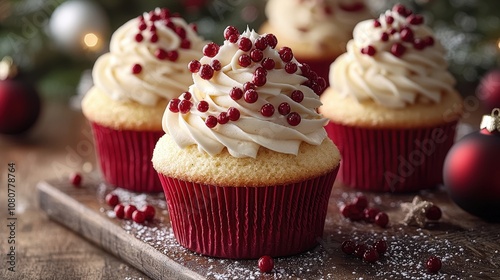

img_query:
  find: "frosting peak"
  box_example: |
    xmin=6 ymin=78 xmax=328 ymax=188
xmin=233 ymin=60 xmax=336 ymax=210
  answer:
xmin=330 ymin=4 xmax=457 ymax=108
xmin=163 ymin=27 xmax=328 ymax=158
xmin=92 ymin=8 xmax=206 ymax=106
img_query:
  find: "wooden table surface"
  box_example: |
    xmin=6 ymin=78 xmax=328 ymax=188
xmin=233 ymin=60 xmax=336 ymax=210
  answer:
xmin=1 ymin=100 xmax=499 ymax=280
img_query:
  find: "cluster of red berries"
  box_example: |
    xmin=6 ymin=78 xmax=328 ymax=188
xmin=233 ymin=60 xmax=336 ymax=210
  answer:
xmin=340 ymin=195 xmax=389 ymax=228
xmin=70 ymin=172 xmax=82 ymax=187
xmin=257 ymin=255 xmax=274 ymax=273
xmin=131 ymin=8 xmax=197 ymax=74
xmin=360 ymin=4 xmax=435 ymax=58
xmin=105 ymin=193 xmax=155 ymax=224
xmin=341 ymin=239 xmax=388 ymax=263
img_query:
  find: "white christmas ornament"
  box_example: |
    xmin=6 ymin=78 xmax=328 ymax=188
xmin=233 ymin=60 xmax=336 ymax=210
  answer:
xmin=49 ymin=0 xmax=109 ymax=55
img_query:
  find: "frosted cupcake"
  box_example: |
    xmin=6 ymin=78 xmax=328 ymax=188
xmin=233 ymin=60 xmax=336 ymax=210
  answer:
xmin=319 ymin=4 xmax=463 ymax=192
xmin=82 ymin=8 xmax=206 ymax=192
xmin=260 ymin=0 xmax=372 ymax=88
xmin=152 ymin=27 xmax=341 ymax=259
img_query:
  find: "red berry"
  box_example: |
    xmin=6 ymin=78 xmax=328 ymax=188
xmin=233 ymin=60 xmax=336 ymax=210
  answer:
xmin=354 ymin=243 xmax=368 ymax=258
xmin=425 ymin=205 xmax=442 ymax=221
xmin=254 ymin=37 xmax=268 ymax=50
xmin=389 ymin=28 xmax=397 ymax=35
xmin=291 ymin=90 xmax=304 ymax=103
xmin=180 ymin=38 xmax=191 ymax=49
xmin=243 ymin=82 xmax=256 ymax=92
xmin=182 ymin=91 xmax=191 ymax=100
xmin=168 ymin=98 xmax=180 ymax=113
xmin=197 ymin=100 xmax=209 ymax=112
xmin=105 ymin=193 xmax=120 ymax=207
xmin=407 ymin=14 xmax=424 ymax=25
xmin=391 ymin=43 xmax=406 ymax=57
xmin=260 ymin=103 xmax=275 ymax=117
xmin=426 ymin=256 xmax=442 ymax=273
xmin=258 ymin=256 xmax=274 ymax=273
xmin=375 ymin=212 xmax=389 ymax=228
xmin=238 ymin=54 xmax=252 ymax=67
xmin=149 ymin=25 xmax=156 ymax=32
xmin=361 ymin=45 xmax=376 ymax=56
xmin=353 ymin=195 xmax=368 ymax=210
xmin=150 ymin=33 xmax=159 ymax=43
xmin=224 ymin=26 xmax=239 ymax=40
xmin=132 ymin=63 xmax=142 ymax=74
xmin=135 ymin=33 xmax=143 ymax=42
xmin=217 ymin=112 xmax=229 ymax=124
xmin=228 ymin=34 xmax=239 ymax=43
xmin=155 ymin=48 xmax=167 ymax=60
xmin=141 ymin=205 xmax=156 ymax=221
xmin=285 ymin=62 xmax=298 ymax=74
xmin=211 ymin=59 xmax=222 ymax=71
xmin=203 ymin=42 xmax=220 ymax=58
xmin=316 ymin=77 xmax=326 ymax=89
xmin=178 ymin=100 xmax=192 ymax=114
xmin=265 ymin=34 xmax=278 ymax=49
xmin=199 ymin=64 xmax=214 ymax=80
xmin=363 ymin=248 xmax=380 ymax=263
xmin=278 ymin=102 xmax=291 ymax=115
xmin=341 ymin=240 xmax=356 ymax=255
xmin=138 ymin=22 xmax=147 ymax=31
xmin=132 ymin=210 xmax=146 ymax=224
xmin=374 ymin=239 xmax=388 ymax=255
xmin=244 ymin=89 xmax=258 ymax=103
xmin=230 ymin=87 xmax=243 ymax=100
xmin=70 ymin=173 xmax=82 ymax=186
xmin=252 ymin=72 xmax=267 ymax=87
xmin=175 ymin=26 xmax=186 ymax=39
xmin=380 ymin=32 xmax=389 ymax=42
xmin=423 ymin=36 xmax=435 ymax=46
xmin=385 ymin=15 xmax=394 ymax=25
xmin=279 ymin=47 xmax=293 ymax=62
xmin=373 ymin=20 xmax=381 ymax=28
xmin=261 ymin=58 xmax=275 ymax=70
xmin=363 ymin=208 xmax=381 ymax=223
xmin=227 ymin=107 xmax=240 ymax=121
xmin=393 ymin=4 xmax=408 ymax=16
xmin=400 ymin=27 xmax=414 ymax=42
xmin=188 ymin=60 xmax=201 ymax=73
xmin=300 ymin=63 xmax=311 ymax=77
xmin=413 ymin=38 xmax=426 ymax=50
xmin=124 ymin=205 xmax=137 ymax=220
xmin=238 ymin=37 xmax=252 ymax=52
xmin=167 ymin=50 xmax=179 ymax=62
xmin=286 ymin=112 xmax=301 ymax=126
xmin=205 ymin=115 xmax=218 ymax=128
xmin=114 ymin=204 xmax=125 ymax=219
xmin=250 ymin=49 xmax=264 ymax=62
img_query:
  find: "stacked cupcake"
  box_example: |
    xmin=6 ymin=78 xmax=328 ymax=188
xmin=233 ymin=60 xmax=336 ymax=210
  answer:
xmin=152 ymin=27 xmax=341 ymax=259
xmin=82 ymin=8 xmax=206 ymax=192
xmin=319 ymin=4 xmax=463 ymax=192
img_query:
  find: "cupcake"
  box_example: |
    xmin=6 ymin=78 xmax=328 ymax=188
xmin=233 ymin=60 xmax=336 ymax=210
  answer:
xmin=260 ymin=0 xmax=372 ymax=88
xmin=82 ymin=8 xmax=206 ymax=192
xmin=152 ymin=27 xmax=341 ymax=259
xmin=319 ymin=4 xmax=463 ymax=193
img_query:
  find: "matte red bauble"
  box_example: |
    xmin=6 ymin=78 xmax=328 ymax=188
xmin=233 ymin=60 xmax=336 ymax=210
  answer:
xmin=443 ymin=108 xmax=500 ymax=221
xmin=0 ymin=57 xmax=41 ymax=135
xmin=477 ymin=70 xmax=500 ymax=112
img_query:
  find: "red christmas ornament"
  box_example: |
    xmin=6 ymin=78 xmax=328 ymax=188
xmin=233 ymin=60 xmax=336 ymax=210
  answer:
xmin=0 ymin=57 xmax=41 ymax=135
xmin=443 ymin=108 xmax=500 ymax=221
xmin=477 ymin=70 xmax=500 ymax=111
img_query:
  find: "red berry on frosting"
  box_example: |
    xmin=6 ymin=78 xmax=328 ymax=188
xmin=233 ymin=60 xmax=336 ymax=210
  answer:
xmin=380 ymin=32 xmax=389 ymax=42
xmin=265 ymin=34 xmax=278 ymax=49
xmin=407 ymin=14 xmax=424 ymax=25
xmin=385 ymin=15 xmax=394 ymax=25
xmin=375 ymin=212 xmax=389 ymax=228
xmin=361 ymin=45 xmax=376 ymax=56
xmin=423 ymin=36 xmax=435 ymax=46
xmin=189 ymin=23 xmax=197 ymax=33
xmin=279 ymin=47 xmax=293 ymax=62
xmin=149 ymin=25 xmax=156 ymax=32
xmin=224 ymin=26 xmax=239 ymax=40
xmin=278 ymin=102 xmax=291 ymax=115
xmin=238 ymin=37 xmax=252 ymax=52
xmin=199 ymin=64 xmax=214 ymax=80
xmin=291 ymin=90 xmax=304 ymax=103
xmin=182 ymin=91 xmax=191 ymax=100
xmin=258 ymin=255 xmax=274 ymax=273
xmin=217 ymin=112 xmax=229 ymax=124
xmin=287 ymin=112 xmax=301 ymax=126
xmin=425 ymin=205 xmax=442 ymax=221
xmin=254 ymin=37 xmax=268 ymax=50
xmin=400 ymin=27 xmax=414 ymax=42
xmin=260 ymin=103 xmax=275 ymax=117
xmin=227 ymin=107 xmax=240 ymax=121
xmin=135 ymin=33 xmax=143 ymax=42
xmin=243 ymin=82 xmax=256 ymax=92
xmin=389 ymin=28 xmax=397 ymax=35
xmin=316 ymin=77 xmax=326 ymax=89
xmin=373 ymin=20 xmax=381 ymax=28
xmin=390 ymin=43 xmax=406 ymax=57
xmin=228 ymin=34 xmax=239 ymax=43
xmin=178 ymin=100 xmax=192 ymax=114
xmin=150 ymin=33 xmax=159 ymax=43
xmin=188 ymin=60 xmax=201 ymax=73
xmin=230 ymin=87 xmax=243 ymax=100
xmin=205 ymin=115 xmax=217 ymax=128
xmin=252 ymin=72 xmax=267 ymax=87
xmin=132 ymin=63 xmax=142 ymax=74
xmin=341 ymin=240 xmax=356 ymax=255
xmin=244 ymin=89 xmax=258 ymax=103
xmin=124 ymin=205 xmax=137 ymax=220
xmin=114 ymin=204 xmax=125 ymax=219
xmin=250 ymin=49 xmax=264 ymax=62
xmin=180 ymin=38 xmax=191 ymax=49
xmin=261 ymin=58 xmax=276 ymax=70
xmin=426 ymin=256 xmax=442 ymax=273
xmin=285 ymin=62 xmax=298 ymax=74
xmin=167 ymin=50 xmax=179 ymax=62
xmin=238 ymin=54 xmax=252 ymax=67
xmin=175 ymin=26 xmax=187 ymax=39
xmin=203 ymin=42 xmax=220 ymax=58
xmin=197 ymin=100 xmax=209 ymax=112
xmin=393 ymin=4 xmax=407 ymax=16
xmin=155 ymin=48 xmax=167 ymax=60
xmin=211 ymin=59 xmax=222 ymax=71
xmin=105 ymin=193 xmax=120 ymax=207
xmin=169 ymin=98 xmax=180 ymax=113
xmin=70 ymin=172 xmax=82 ymax=186
xmin=413 ymin=38 xmax=426 ymax=50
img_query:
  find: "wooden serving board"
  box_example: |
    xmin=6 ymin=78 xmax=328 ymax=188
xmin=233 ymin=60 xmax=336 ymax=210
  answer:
xmin=37 ymin=176 xmax=500 ymax=280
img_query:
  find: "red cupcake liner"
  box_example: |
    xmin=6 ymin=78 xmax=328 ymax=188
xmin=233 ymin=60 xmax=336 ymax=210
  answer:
xmin=158 ymin=166 xmax=339 ymax=259
xmin=90 ymin=122 xmax=164 ymax=193
xmin=324 ymin=121 xmax=458 ymax=192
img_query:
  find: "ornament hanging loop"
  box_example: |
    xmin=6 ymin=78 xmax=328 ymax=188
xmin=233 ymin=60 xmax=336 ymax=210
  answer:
xmin=480 ymin=108 xmax=500 ymax=132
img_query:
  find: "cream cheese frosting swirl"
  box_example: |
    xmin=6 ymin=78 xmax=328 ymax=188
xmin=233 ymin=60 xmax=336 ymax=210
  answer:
xmin=265 ymin=0 xmax=371 ymax=50
xmin=92 ymin=8 xmax=206 ymax=106
xmin=330 ymin=4 xmax=456 ymax=108
xmin=163 ymin=28 xmax=328 ymax=158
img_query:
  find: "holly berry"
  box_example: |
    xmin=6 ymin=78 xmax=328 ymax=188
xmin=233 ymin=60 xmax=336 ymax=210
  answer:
xmin=124 ymin=205 xmax=137 ymax=220
xmin=132 ymin=210 xmax=146 ymax=224
xmin=188 ymin=60 xmax=201 ymax=73
xmin=426 ymin=256 xmax=442 ymax=274
xmin=114 ymin=204 xmax=125 ymax=219
xmin=258 ymin=255 xmax=274 ymax=273
xmin=203 ymin=42 xmax=219 ymax=58
xmin=341 ymin=240 xmax=356 ymax=255
xmin=363 ymin=248 xmax=380 ymax=263
xmin=375 ymin=212 xmax=389 ymax=228
xmin=374 ymin=239 xmax=388 ymax=255
xmin=141 ymin=205 xmax=156 ymax=221
xmin=70 ymin=173 xmax=82 ymax=187
xmin=425 ymin=205 xmax=442 ymax=221
xmin=105 ymin=193 xmax=120 ymax=207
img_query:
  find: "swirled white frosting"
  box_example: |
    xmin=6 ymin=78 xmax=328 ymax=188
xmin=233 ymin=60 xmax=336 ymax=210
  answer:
xmin=330 ymin=7 xmax=456 ymax=108
xmin=92 ymin=8 xmax=206 ymax=106
xmin=163 ymin=29 xmax=328 ymax=158
xmin=265 ymin=0 xmax=371 ymax=49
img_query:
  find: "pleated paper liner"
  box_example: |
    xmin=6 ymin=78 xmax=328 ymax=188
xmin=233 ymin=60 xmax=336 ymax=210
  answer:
xmin=325 ymin=121 xmax=458 ymax=192
xmin=158 ymin=166 xmax=339 ymax=259
xmin=91 ymin=122 xmax=164 ymax=193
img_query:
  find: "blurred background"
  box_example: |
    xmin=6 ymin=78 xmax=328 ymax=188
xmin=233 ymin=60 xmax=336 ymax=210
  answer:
xmin=0 ymin=0 xmax=499 ymax=112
